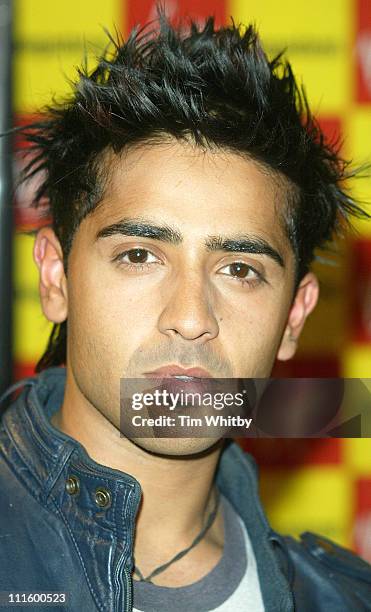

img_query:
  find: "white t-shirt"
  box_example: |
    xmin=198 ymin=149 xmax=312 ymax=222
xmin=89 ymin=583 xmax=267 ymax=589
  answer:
xmin=132 ymin=494 xmax=265 ymax=611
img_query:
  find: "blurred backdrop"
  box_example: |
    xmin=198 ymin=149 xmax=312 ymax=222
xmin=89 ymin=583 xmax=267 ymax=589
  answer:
xmin=4 ymin=0 xmax=371 ymax=560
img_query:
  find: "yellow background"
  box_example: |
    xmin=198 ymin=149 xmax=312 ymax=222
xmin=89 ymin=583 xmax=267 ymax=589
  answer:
xmin=12 ymin=0 xmax=371 ymax=560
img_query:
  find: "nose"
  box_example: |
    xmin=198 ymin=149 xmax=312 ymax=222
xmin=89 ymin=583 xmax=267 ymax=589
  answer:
xmin=157 ymin=269 xmax=219 ymax=343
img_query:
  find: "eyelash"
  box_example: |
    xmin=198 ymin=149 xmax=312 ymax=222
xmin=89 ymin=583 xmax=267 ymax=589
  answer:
xmin=112 ymin=249 xmax=266 ymax=287
xmin=112 ymin=249 xmax=161 ymax=272
xmin=221 ymin=263 xmax=266 ymax=287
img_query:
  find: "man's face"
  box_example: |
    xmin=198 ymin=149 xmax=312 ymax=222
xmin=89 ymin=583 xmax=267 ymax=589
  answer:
xmin=35 ymin=137 xmax=318 ymax=455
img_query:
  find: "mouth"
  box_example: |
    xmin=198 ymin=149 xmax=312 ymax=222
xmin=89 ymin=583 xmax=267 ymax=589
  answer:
xmin=171 ymin=374 xmax=201 ymax=382
xmin=144 ymin=365 xmax=213 ymax=379
xmin=142 ymin=365 xmax=216 ymax=397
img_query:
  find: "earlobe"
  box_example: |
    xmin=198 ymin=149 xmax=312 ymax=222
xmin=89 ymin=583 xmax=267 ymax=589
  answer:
xmin=277 ymin=272 xmax=319 ymax=361
xmin=33 ymin=227 xmax=68 ymax=324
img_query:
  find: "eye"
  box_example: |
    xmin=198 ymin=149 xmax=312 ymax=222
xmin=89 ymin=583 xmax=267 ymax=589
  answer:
xmin=218 ymin=262 xmax=266 ymax=286
xmin=113 ymin=248 xmax=161 ymax=269
xmin=121 ymin=248 xmax=158 ymax=264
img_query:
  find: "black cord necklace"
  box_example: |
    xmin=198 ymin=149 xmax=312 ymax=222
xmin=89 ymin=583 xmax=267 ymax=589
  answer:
xmin=133 ymin=488 xmax=221 ymax=584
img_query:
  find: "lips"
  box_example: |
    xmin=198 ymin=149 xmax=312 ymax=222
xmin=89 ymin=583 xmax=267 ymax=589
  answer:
xmin=143 ymin=365 xmax=215 ymax=398
xmin=144 ymin=365 xmax=213 ymax=379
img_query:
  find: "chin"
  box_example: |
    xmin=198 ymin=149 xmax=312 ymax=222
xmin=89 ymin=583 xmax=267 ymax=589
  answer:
xmin=129 ymin=436 xmax=223 ymax=458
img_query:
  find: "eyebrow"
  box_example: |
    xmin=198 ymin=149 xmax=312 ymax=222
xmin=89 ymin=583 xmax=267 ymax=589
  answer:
xmin=95 ymin=218 xmax=285 ymax=268
xmin=95 ymin=219 xmax=182 ymax=244
xmin=205 ymin=235 xmax=285 ymax=268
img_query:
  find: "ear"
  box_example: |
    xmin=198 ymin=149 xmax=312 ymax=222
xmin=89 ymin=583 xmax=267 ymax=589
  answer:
xmin=277 ymin=272 xmax=319 ymax=361
xmin=33 ymin=227 xmax=68 ymax=323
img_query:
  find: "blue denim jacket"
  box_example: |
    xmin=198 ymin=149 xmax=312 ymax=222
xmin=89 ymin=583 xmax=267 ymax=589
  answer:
xmin=0 ymin=367 xmax=370 ymax=611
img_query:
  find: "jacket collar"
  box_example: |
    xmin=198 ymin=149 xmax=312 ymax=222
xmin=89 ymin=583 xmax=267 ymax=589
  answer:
xmin=216 ymin=443 xmax=294 ymax=611
xmin=2 ymin=366 xmax=294 ymax=611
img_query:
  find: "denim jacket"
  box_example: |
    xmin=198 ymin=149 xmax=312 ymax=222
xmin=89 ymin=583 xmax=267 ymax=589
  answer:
xmin=0 ymin=366 xmax=370 ymax=611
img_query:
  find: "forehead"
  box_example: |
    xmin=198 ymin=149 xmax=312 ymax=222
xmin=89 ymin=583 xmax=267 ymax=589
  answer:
xmin=88 ymin=138 xmax=292 ymax=249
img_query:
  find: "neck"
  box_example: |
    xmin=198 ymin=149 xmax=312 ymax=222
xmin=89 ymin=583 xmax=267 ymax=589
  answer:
xmin=50 ymin=369 xmax=226 ymax=586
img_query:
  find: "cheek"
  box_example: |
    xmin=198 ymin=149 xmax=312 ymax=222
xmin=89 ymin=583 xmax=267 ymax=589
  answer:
xmin=221 ymin=296 xmax=288 ymax=375
xmin=67 ymin=265 xmax=162 ymax=359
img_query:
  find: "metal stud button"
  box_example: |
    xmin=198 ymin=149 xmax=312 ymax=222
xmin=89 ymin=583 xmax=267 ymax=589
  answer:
xmin=66 ymin=475 xmax=80 ymax=496
xmin=95 ymin=487 xmax=112 ymax=509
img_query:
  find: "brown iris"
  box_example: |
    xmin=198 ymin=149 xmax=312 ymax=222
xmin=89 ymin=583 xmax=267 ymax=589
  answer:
xmin=229 ymin=262 xmax=251 ymax=278
xmin=127 ymin=248 xmax=149 ymax=263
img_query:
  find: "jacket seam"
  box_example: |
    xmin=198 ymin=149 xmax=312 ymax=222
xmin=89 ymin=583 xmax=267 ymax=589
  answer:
xmin=69 ymin=460 xmax=136 ymax=482
xmin=121 ymin=486 xmax=136 ymax=561
xmin=3 ymin=392 xmax=57 ymax=482
xmin=71 ymin=457 xmax=138 ymax=486
xmin=1 ymin=422 xmax=45 ymax=493
xmin=28 ymin=391 xmax=63 ymax=459
xmin=49 ymin=493 xmax=106 ymax=612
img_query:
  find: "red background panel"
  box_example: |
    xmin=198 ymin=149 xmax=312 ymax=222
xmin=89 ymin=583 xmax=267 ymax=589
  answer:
xmin=125 ymin=0 xmax=226 ymax=35
xmin=240 ymin=438 xmax=343 ymax=468
xmin=355 ymin=0 xmax=371 ymax=103
xmin=318 ymin=116 xmax=343 ymax=147
xmin=349 ymin=238 xmax=371 ymax=343
xmin=354 ymin=478 xmax=371 ymax=560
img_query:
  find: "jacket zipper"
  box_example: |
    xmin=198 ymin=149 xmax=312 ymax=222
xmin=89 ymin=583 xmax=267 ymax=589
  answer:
xmin=113 ymin=543 xmax=135 ymax=611
xmin=124 ymin=567 xmax=132 ymax=612
xmin=114 ymin=554 xmax=132 ymax=612
xmin=114 ymin=486 xmax=141 ymax=612
xmin=122 ymin=488 xmax=140 ymax=612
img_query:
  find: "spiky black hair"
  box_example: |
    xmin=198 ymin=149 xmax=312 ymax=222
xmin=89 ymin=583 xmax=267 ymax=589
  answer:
xmin=17 ymin=11 xmax=370 ymax=372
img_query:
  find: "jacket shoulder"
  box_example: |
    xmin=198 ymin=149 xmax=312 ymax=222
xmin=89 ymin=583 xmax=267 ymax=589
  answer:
xmin=297 ymin=531 xmax=371 ymax=581
xmin=283 ymin=531 xmax=371 ymax=611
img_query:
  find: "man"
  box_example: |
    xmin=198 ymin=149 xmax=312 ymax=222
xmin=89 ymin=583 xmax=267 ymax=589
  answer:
xmin=1 ymin=12 xmax=371 ymax=612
